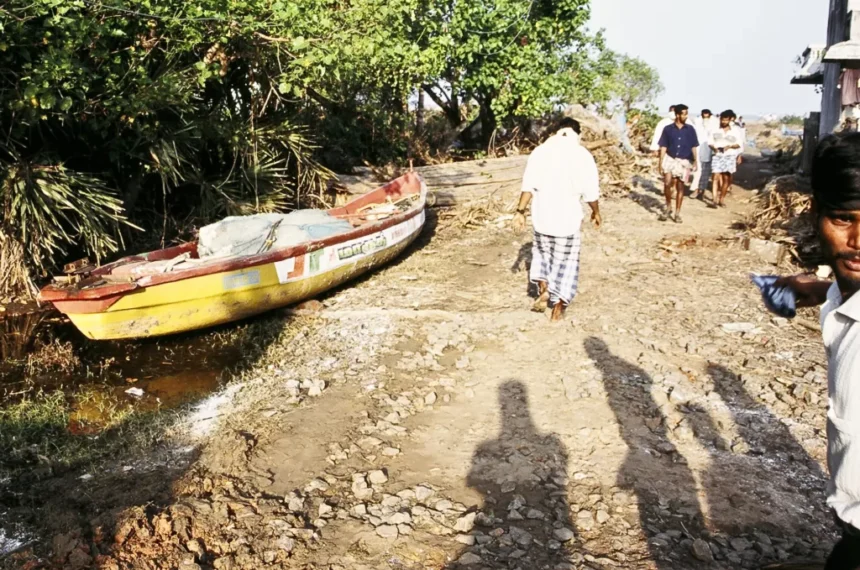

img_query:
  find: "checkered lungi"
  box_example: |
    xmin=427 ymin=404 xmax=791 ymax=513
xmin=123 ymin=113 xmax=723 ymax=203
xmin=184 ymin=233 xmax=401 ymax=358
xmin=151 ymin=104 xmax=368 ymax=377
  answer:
xmin=712 ymin=152 xmax=738 ymax=174
xmin=692 ymin=161 xmax=712 ymax=191
xmin=529 ymin=232 xmax=582 ymax=305
xmin=662 ymin=155 xmax=693 ymax=185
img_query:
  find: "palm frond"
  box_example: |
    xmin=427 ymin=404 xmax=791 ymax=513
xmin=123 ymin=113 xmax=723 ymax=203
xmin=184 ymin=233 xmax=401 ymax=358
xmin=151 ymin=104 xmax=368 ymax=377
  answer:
xmin=1 ymin=161 xmax=141 ymax=272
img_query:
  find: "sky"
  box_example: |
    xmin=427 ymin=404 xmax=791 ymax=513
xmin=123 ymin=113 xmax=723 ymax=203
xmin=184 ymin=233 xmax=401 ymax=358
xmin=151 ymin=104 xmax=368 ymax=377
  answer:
xmin=589 ymin=0 xmax=829 ymax=117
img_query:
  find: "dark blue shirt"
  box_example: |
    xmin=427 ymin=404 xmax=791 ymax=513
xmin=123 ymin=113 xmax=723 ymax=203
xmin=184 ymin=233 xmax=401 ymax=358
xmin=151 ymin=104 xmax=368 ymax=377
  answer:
xmin=658 ymin=123 xmax=699 ymax=160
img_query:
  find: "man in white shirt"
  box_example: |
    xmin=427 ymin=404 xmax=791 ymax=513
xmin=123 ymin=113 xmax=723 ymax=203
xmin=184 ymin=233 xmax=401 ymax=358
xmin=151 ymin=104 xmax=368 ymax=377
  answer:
xmin=650 ymin=105 xmax=676 ymax=153
xmin=709 ymin=110 xmax=745 ymax=208
xmin=691 ymin=109 xmax=718 ymax=199
xmin=512 ymin=118 xmax=602 ymax=322
xmin=775 ymin=133 xmax=860 ymax=569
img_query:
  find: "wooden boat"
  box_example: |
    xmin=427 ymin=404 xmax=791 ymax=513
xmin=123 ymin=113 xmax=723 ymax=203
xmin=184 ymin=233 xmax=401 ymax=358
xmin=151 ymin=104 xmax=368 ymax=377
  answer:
xmin=39 ymin=173 xmax=427 ymax=340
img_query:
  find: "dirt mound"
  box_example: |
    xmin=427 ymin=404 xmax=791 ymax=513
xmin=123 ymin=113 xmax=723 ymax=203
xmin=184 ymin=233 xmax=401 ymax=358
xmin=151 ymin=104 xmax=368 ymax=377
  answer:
xmin=99 ymin=472 xmax=318 ymax=570
xmin=741 ymin=175 xmax=820 ymax=266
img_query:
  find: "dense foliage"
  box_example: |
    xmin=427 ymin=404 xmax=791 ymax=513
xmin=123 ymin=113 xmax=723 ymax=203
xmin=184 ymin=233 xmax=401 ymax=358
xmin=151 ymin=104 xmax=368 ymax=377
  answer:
xmin=0 ymin=0 xmax=657 ymax=291
xmin=602 ymin=53 xmax=664 ymax=115
xmin=418 ymin=0 xmax=595 ymax=146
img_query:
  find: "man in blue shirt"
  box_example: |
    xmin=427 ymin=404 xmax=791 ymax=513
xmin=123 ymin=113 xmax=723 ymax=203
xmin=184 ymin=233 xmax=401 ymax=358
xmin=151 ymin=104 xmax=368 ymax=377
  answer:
xmin=657 ymin=104 xmax=699 ymax=223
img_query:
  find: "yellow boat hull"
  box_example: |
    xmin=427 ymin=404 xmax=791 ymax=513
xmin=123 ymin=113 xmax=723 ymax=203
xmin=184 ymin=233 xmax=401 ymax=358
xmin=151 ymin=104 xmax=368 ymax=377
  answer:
xmin=65 ymin=217 xmax=423 ymax=340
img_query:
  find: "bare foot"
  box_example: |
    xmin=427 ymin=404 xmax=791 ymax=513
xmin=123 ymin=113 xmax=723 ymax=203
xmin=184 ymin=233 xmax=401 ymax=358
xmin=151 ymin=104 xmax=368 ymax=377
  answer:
xmin=532 ymin=291 xmax=549 ymax=313
xmin=550 ymin=304 xmax=566 ymax=322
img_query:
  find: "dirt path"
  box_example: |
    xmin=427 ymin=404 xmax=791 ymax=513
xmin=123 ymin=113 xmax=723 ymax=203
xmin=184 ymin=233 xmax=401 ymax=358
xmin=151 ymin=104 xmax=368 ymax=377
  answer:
xmin=15 ymin=160 xmax=837 ymax=570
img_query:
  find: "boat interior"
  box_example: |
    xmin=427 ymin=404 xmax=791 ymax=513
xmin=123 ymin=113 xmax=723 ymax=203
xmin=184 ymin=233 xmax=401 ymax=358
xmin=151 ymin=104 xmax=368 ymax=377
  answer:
xmin=51 ymin=173 xmax=424 ymax=286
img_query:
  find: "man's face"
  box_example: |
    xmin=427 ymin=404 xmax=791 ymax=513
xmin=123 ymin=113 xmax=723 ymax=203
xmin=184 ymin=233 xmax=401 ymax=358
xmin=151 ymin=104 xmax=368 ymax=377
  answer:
xmin=819 ymin=207 xmax=860 ymax=295
xmin=720 ymin=116 xmax=732 ymax=128
xmin=676 ymin=110 xmax=688 ymax=124
xmin=702 ymin=113 xmax=712 ymax=120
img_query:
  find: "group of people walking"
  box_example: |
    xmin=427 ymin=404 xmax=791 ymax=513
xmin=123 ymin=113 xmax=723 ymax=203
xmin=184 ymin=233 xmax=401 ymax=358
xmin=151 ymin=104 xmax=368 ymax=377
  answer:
xmin=649 ymin=104 xmax=746 ymax=222
xmin=512 ymin=113 xmax=860 ymax=569
xmin=510 ymin=107 xmax=747 ymax=322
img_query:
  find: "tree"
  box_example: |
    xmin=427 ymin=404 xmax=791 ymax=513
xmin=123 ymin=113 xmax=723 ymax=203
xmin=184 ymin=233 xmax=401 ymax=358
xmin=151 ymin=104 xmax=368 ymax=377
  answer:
xmin=417 ymin=0 xmax=595 ymax=147
xmin=605 ymin=53 xmax=664 ymax=114
xmin=0 ymin=0 xmax=632 ymax=295
xmin=567 ymin=30 xmax=618 ymax=110
xmin=0 ymin=0 xmax=426 ymax=285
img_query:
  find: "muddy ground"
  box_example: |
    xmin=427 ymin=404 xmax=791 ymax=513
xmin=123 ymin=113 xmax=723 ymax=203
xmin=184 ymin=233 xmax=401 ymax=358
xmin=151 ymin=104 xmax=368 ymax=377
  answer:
xmin=1 ymin=157 xmax=837 ymax=570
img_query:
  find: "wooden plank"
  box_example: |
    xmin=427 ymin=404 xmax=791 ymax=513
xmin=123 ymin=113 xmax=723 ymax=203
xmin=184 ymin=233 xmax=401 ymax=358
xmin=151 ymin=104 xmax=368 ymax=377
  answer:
xmin=334 ymin=138 xmax=619 ymax=206
xmin=335 ymin=155 xmax=528 ymax=201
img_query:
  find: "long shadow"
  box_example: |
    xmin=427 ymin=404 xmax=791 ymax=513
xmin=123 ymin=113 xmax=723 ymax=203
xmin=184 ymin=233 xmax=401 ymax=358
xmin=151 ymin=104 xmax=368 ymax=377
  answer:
xmin=510 ymin=242 xmax=531 ymax=275
xmin=585 ymin=337 xmax=711 ymax=569
xmin=509 ymin=242 xmax=539 ymax=299
xmin=702 ymin=363 xmax=829 ymax=537
xmin=630 ymin=175 xmax=667 ymax=217
xmin=445 ymin=380 xmax=580 ymax=569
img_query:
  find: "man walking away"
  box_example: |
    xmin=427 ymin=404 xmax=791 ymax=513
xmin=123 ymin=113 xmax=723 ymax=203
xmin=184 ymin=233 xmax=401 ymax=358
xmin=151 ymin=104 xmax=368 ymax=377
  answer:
xmin=709 ymin=110 xmax=744 ymax=208
xmin=658 ymin=104 xmax=699 ymax=223
xmin=650 ymin=105 xmax=676 ymax=154
xmin=772 ymin=133 xmax=860 ymax=570
xmin=692 ymin=109 xmax=716 ymax=199
xmin=512 ymin=118 xmax=602 ymax=323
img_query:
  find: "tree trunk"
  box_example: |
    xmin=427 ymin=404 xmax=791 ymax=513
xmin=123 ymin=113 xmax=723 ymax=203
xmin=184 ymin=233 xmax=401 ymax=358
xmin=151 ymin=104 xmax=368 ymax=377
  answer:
xmin=423 ymin=84 xmax=461 ymax=128
xmin=416 ymin=89 xmax=425 ymax=136
xmin=479 ymin=96 xmax=497 ymax=150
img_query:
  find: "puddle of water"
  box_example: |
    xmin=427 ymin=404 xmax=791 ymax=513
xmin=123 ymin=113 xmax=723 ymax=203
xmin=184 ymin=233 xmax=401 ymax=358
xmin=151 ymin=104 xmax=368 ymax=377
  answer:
xmin=67 ymin=370 xmax=223 ymax=434
xmin=142 ymin=370 xmax=222 ymax=406
xmin=2 ymin=313 xmax=246 ymax=435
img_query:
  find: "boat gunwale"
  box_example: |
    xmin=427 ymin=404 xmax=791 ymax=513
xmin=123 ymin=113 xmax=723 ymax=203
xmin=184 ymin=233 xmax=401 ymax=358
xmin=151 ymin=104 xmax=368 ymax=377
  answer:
xmin=40 ymin=173 xmax=427 ymax=302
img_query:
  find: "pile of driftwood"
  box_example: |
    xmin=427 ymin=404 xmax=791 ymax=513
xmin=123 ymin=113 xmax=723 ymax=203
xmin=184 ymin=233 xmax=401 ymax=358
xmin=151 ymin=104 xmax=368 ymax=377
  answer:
xmin=333 ymin=106 xmax=649 ymax=230
xmin=742 ymin=175 xmax=820 ymax=266
xmin=334 ymin=142 xmax=641 ymax=209
xmin=564 ymin=105 xmax=654 ymax=196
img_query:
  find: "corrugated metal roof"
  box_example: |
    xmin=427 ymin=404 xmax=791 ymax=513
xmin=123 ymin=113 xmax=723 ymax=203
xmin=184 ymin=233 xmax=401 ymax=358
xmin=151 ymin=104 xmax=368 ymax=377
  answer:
xmin=792 ymin=44 xmax=826 ymax=85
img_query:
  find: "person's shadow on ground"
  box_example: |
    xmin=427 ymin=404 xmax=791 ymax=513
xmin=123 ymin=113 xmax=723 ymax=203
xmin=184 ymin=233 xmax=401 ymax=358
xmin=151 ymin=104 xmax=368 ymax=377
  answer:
xmin=702 ymin=364 xmax=831 ymax=543
xmin=445 ymin=380 xmax=582 ymax=569
xmin=585 ymin=337 xmax=711 ymax=569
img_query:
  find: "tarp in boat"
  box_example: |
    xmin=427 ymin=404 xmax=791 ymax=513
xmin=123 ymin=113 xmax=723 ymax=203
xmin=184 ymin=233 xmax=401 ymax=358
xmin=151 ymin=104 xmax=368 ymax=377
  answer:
xmin=197 ymin=210 xmax=354 ymax=259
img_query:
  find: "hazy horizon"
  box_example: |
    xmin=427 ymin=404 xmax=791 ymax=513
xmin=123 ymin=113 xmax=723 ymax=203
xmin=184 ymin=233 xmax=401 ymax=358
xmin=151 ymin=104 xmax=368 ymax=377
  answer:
xmin=590 ymin=0 xmax=828 ymax=117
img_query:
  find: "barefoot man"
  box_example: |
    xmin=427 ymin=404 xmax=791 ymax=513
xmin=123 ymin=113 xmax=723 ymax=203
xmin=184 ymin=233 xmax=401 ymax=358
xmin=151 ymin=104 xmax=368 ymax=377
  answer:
xmin=512 ymin=118 xmax=602 ymax=322
xmin=709 ymin=110 xmax=744 ymax=208
xmin=772 ymin=134 xmax=860 ymax=569
xmin=657 ymin=104 xmax=699 ymax=223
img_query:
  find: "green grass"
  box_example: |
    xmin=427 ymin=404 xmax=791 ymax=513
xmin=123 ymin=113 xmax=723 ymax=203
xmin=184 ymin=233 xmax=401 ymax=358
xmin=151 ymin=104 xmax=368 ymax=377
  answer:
xmin=0 ymin=388 xmax=174 ymax=478
xmin=0 ymin=310 xmax=297 ymax=480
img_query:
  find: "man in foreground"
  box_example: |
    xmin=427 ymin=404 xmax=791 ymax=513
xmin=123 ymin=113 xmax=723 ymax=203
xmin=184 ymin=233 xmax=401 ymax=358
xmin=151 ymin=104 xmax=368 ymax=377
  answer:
xmin=657 ymin=104 xmax=699 ymax=223
xmin=512 ymin=118 xmax=601 ymax=322
xmin=774 ymin=133 xmax=860 ymax=569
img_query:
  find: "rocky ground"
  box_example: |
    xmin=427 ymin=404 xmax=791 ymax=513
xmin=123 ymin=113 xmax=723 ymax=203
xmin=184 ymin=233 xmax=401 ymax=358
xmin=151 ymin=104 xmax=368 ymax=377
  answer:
xmin=3 ymin=158 xmax=838 ymax=570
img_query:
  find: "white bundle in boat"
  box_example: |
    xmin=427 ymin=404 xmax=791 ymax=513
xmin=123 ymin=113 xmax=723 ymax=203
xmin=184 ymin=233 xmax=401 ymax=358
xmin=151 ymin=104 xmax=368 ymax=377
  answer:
xmin=198 ymin=210 xmax=353 ymax=259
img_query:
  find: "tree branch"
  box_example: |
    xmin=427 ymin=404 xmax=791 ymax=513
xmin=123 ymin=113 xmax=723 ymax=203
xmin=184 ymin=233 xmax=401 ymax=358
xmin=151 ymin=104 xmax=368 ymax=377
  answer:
xmin=423 ymin=84 xmax=461 ymax=126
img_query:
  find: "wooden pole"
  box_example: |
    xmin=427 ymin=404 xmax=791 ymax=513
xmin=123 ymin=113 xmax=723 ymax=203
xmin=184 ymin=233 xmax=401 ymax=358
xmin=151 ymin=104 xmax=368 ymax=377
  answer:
xmin=821 ymin=0 xmax=849 ymax=137
xmin=802 ymin=112 xmax=821 ymax=174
